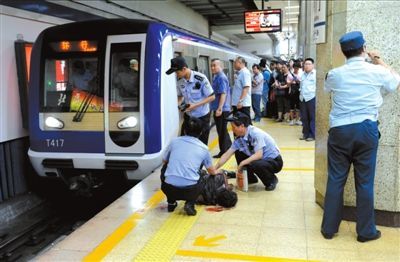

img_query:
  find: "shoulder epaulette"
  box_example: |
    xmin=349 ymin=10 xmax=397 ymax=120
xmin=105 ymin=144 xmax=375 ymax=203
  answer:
xmin=194 ymin=74 xmax=204 ymax=81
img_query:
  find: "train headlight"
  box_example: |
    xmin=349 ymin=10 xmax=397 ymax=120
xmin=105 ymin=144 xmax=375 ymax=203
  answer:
xmin=45 ymin=116 xmax=64 ymax=129
xmin=118 ymin=116 xmax=138 ymax=129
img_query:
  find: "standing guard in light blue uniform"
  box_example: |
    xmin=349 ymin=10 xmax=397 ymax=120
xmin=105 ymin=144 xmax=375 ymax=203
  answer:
xmin=322 ymin=31 xmax=400 ymax=242
xmin=166 ymin=57 xmax=215 ymax=145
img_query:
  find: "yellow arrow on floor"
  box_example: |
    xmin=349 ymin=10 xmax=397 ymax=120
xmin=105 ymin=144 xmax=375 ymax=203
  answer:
xmin=193 ymin=235 xmax=227 ymax=247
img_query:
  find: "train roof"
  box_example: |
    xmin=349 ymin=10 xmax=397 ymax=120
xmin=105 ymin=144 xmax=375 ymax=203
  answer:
xmin=40 ymin=19 xmax=259 ymax=60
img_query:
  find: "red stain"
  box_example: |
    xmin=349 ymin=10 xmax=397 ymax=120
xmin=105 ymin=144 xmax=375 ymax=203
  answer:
xmin=205 ymin=206 xmax=224 ymax=212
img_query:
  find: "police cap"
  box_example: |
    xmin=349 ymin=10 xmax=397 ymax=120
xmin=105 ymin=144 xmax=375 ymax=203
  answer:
xmin=166 ymin=56 xmax=188 ymax=75
xmin=339 ymin=31 xmax=365 ymax=51
xmin=226 ymin=111 xmax=251 ymax=126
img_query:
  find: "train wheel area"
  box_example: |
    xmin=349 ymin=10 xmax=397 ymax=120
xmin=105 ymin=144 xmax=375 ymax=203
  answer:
xmin=33 ymin=119 xmax=400 ymax=262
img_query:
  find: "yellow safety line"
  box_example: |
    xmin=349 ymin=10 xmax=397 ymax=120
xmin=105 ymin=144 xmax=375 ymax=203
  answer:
xmin=282 ymin=168 xmax=314 ymax=172
xmin=82 ymin=190 xmax=165 ymax=262
xmin=176 ymin=249 xmax=316 ymax=262
xmin=280 ymin=147 xmax=314 ymax=151
xmin=134 ymin=206 xmax=204 ymax=261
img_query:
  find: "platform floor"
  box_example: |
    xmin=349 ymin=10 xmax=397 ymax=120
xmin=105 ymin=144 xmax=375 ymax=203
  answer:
xmin=35 ymin=119 xmax=400 ymax=261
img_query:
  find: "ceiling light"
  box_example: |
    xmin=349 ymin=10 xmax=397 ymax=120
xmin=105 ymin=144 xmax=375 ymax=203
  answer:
xmin=285 ymin=6 xmax=300 ymax=9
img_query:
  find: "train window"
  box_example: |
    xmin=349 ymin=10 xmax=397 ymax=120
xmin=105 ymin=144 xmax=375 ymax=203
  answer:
xmin=198 ymin=56 xmax=210 ymax=80
xmin=183 ymin=56 xmax=197 ymax=71
xmin=42 ymin=58 xmax=99 ymax=112
xmin=109 ymin=42 xmax=141 ymax=112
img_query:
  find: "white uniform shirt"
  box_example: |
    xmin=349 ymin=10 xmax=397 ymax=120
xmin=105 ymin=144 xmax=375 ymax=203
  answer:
xmin=177 ymin=71 xmax=214 ymax=118
xmin=324 ymin=57 xmax=399 ymax=128
xmin=300 ymin=69 xmax=316 ymax=102
xmin=232 ymin=67 xmax=252 ymax=106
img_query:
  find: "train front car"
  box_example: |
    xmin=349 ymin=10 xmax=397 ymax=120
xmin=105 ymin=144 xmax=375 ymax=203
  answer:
xmin=28 ymin=20 xmax=179 ymax=192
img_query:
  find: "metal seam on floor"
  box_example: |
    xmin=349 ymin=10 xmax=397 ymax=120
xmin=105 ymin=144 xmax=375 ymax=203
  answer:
xmin=82 ymin=190 xmax=165 ymax=262
xmin=133 ymin=206 xmax=204 ymax=261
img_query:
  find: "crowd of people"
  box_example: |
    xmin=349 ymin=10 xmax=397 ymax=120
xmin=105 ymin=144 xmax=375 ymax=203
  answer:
xmin=160 ymin=30 xmax=400 ymax=244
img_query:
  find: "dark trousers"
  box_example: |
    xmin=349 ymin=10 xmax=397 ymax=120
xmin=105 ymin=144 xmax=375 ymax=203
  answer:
xmin=160 ymin=164 xmax=203 ymax=205
xmin=300 ymin=98 xmax=315 ymax=139
xmin=235 ymin=151 xmax=283 ymax=186
xmin=251 ymin=94 xmax=262 ymax=121
xmin=262 ymin=87 xmax=269 ymax=116
xmin=232 ymin=106 xmax=252 ymax=125
xmin=322 ymin=120 xmax=379 ymax=238
xmin=213 ymin=111 xmax=232 ymax=154
xmin=181 ymin=112 xmax=211 ymax=145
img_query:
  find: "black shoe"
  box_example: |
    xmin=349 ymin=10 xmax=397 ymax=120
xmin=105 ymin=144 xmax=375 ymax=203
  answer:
xmin=223 ymin=170 xmax=236 ymax=179
xmin=184 ymin=202 xmax=197 ymax=216
xmin=213 ymin=152 xmax=223 ymax=158
xmin=167 ymin=202 xmax=177 ymax=212
xmin=265 ymin=176 xmax=278 ymax=191
xmin=299 ymin=136 xmax=307 ymax=140
xmin=321 ymin=230 xmax=334 ymax=239
xmin=357 ymin=230 xmax=381 ymax=243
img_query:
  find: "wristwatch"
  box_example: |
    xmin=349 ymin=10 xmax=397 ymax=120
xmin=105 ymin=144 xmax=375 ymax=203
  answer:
xmin=238 ymin=99 xmax=244 ymax=104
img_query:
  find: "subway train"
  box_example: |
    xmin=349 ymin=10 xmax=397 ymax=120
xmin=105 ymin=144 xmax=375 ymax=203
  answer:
xmin=28 ymin=19 xmax=259 ymax=192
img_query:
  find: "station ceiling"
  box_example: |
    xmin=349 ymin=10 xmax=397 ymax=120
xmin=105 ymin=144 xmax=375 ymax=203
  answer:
xmin=177 ymin=0 xmax=258 ymax=26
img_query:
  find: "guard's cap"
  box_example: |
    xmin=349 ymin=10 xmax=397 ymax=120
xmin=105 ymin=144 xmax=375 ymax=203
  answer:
xmin=226 ymin=111 xmax=251 ymax=126
xmin=339 ymin=31 xmax=365 ymax=51
xmin=166 ymin=57 xmax=188 ymax=75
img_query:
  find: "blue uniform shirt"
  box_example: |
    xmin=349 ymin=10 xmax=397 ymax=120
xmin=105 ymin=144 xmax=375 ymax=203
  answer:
xmin=262 ymin=69 xmax=271 ymax=94
xmin=230 ymin=125 xmax=280 ymax=160
xmin=325 ymin=57 xmax=400 ymax=128
xmin=163 ymin=136 xmax=213 ymax=187
xmin=210 ymin=71 xmax=231 ymax=112
xmin=300 ymin=69 xmax=316 ymax=102
xmin=232 ymin=67 xmax=252 ymax=106
xmin=177 ymin=71 xmax=214 ymax=117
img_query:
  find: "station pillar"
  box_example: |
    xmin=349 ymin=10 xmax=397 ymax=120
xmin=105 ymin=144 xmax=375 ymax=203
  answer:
xmin=314 ymin=0 xmax=400 ymax=226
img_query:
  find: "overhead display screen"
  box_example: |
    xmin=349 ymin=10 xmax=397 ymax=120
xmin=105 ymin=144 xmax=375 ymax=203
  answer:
xmin=244 ymin=9 xmax=282 ymax=34
xmin=50 ymin=40 xmax=97 ymax=52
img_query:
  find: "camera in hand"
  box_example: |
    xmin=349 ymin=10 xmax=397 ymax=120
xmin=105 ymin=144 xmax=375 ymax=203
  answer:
xmin=178 ymin=102 xmax=190 ymax=112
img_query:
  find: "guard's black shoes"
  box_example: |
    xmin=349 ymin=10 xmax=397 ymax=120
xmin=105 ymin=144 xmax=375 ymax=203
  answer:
xmin=357 ymin=230 xmax=381 ymax=243
xmin=223 ymin=170 xmax=236 ymax=179
xmin=213 ymin=152 xmax=223 ymax=158
xmin=167 ymin=202 xmax=177 ymax=212
xmin=321 ymin=230 xmax=334 ymax=239
xmin=265 ymin=177 xmax=278 ymax=191
xmin=184 ymin=202 xmax=197 ymax=216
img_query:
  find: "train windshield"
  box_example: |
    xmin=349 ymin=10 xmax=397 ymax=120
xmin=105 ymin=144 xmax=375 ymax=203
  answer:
xmin=43 ymin=57 xmax=101 ymax=113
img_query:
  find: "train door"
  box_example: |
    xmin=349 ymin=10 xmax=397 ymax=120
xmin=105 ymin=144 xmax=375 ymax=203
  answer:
xmin=198 ymin=56 xmax=211 ymax=80
xmin=104 ymin=34 xmax=146 ymax=154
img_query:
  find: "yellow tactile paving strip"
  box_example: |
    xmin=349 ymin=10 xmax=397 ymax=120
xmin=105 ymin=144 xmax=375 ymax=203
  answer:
xmin=134 ymin=205 xmax=204 ymax=262
xmin=83 ymin=190 xmax=165 ymax=261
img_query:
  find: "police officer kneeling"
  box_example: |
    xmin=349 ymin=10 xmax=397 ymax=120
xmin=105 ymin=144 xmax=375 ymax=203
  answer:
xmin=161 ymin=117 xmax=218 ymax=216
xmin=215 ymin=112 xmax=283 ymax=191
xmin=322 ymin=31 xmax=400 ymax=242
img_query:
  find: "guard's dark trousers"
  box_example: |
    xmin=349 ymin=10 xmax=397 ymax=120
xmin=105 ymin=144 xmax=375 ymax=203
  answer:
xmin=322 ymin=120 xmax=379 ymax=238
xmin=300 ymin=97 xmax=315 ymax=139
xmin=213 ymin=111 xmax=232 ymax=154
xmin=235 ymin=151 xmax=283 ymax=186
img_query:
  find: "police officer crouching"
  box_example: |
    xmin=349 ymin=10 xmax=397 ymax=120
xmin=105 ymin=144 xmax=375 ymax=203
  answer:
xmin=166 ymin=57 xmax=215 ymax=145
xmin=215 ymin=112 xmax=283 ymax=191
xmin=322 ymin=31 xmax=400 ymax=242
xmin=161 ymin=117 xmax=218 ymax=216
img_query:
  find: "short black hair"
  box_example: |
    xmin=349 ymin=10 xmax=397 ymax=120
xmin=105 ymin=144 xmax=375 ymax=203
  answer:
xmin=304 ymin=57 xmax=314 ymax=64
xmin=342 ymin=46 xmax=364 ymax=59
xmin=216 ymin=189 xmax=238 ymax=208
xmin=293 ymin=62 xmax=302 ymax=68
xmin=211 ymin=58 xmax=220 ymax=63
xmin=184 ymin=117 xmax=204 ymax=138
xmin=252 ymin=64 xmax=260 ymax=70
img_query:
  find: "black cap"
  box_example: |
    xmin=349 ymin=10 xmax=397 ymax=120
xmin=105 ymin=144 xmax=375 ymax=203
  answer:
xmin=226 ymin=111 xmax=251 ymax=126
xmin=166 ymin=57 xmax=188 ymax=75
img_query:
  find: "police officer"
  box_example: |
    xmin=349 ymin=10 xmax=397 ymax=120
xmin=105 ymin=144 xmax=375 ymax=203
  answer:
xmin=232 ymin=57 xmax=252 ymax=119
xmin=161 ymin=117 xmax=218 ymax=216
xmin=322 ymin=31 xmax=400 ymax=242
xmin=214 ymin=112 xmax=283 ymax=191
xmin=166 ymin=57 xmax=215 ymax=145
